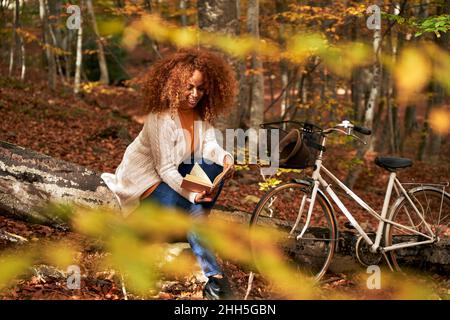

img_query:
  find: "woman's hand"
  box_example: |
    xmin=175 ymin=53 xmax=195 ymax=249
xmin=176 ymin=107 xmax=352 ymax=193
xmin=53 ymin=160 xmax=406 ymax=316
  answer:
xmin=195 ymin=191 xmax=214 ymax=203
xmin=194 ymin=156 xmax=234 ymax=204
xmin=222 ymin=155 xmax=235 ymax=180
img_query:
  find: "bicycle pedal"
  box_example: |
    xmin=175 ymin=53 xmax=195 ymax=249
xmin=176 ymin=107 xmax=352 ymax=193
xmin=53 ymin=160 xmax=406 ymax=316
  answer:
xmin=344 ymin=222 xmax=356 ymax=230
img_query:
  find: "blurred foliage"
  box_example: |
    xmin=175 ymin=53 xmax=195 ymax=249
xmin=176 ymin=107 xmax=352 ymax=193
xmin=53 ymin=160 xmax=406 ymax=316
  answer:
xmin=0 ymin=202 xmax=317 ymax=298
xmin=121 ymin=13 xmax=373 ymax=75
xmin=120 ymin=11 xmax=449 ymax=134
xmin=430 ymin=107 xmax=450 ymax=135
xmin=0 ymin=250 xmax=34 ymax=291
xmin=0 ymin=201 xmax=446 ymax=299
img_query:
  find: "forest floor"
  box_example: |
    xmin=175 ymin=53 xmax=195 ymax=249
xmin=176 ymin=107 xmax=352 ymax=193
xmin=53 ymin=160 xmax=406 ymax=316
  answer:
xmin=0 ymin=63 xmax=449 ymax=300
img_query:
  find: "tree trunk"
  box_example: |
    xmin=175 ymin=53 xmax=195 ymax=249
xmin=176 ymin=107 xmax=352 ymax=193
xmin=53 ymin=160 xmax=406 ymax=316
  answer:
xmin=280 ymin=61 xmax=288 ymax=119
xmin=141 ymin=0 xmax=161 ymax=60
xmin=1 ymin=141 xmax=449 ymax=268
xmin=86 ymin=0 xmax=109 ymax=85
xmin=74 ymin=4 xmax=83 ymax=95
xmin=0 ymin=141 xmax=118 ymax=229
xmin=276 ymin=0 xmax=288 ymax=121
xmin=364 ymin=36 xmax=381 ymax=152
xmin=179 ymin=0 xmax=188 ymax=26
xmin=39 ymin=0 xmax=56 ymax=90
xmin=63 ymin=27 xmax=73 ymax=82
xmin=19 ymin=1 xmax=26 ymax=80
xmin=8 ymin=0 xmax=19 ymax=77
xmin=345 ymin=2 xmax=382 ymax=188
xmin=197 ymin=0 xmax=246 ymax=130
xmin=386 ymin=25 xmax=398 ymax=155
xmin=46 ymin=0 xmax=67 ymax=85
xmin=246 ymin=0 xmax=264 ymax=129
xmin=417 ymin=0 xmax=448 ymax=162
xmin=425 ymin=0 xmax=449 ymax=161
xmin=213 ymin=207 xmax=450 ymax=270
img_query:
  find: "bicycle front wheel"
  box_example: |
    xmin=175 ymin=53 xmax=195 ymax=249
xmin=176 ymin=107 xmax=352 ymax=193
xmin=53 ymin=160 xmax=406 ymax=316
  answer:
xmin=250 ymin=181 xmax=337 ymax=281
xmin=385 ymin=187 xmax=450 ymax=271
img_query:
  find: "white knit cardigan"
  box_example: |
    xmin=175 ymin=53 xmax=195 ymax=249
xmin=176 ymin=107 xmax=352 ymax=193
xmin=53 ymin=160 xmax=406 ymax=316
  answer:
xmin=101 ymin=111 xmax=232 ymax=216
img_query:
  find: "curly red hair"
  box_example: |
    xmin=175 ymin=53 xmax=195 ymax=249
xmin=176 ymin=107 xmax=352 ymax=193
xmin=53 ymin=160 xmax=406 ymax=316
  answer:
xmin=142 ymin=48 xmax=238 ymax=123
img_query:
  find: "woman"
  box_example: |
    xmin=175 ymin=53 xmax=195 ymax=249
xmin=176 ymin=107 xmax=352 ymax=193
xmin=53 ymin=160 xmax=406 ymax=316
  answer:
xmin=101 ymin=48 xmax=237 ymax=300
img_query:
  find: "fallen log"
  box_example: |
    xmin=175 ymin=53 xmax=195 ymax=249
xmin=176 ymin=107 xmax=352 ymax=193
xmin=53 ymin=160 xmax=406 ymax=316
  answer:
xmin=1 ymin=140 xmax=449 ymax=272
xmin=0 ymin=140 xmax=118 ymax=229
xmin=211 ymin=207 xmax=450 ymax=273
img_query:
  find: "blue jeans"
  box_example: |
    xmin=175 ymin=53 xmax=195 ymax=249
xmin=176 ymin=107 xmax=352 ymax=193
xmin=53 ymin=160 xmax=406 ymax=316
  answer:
xmin=141 ymin=157 xmax=225 ymax=277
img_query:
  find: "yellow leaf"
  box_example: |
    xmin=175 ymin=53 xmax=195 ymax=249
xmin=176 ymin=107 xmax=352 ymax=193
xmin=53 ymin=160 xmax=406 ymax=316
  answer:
xmin=429 ymin=107 xmax=450 ymax=135
xmin=98 ymin=19 xmax=125 ymax=36
xmin=395 ymin=48 xmax=431 ymax=103
xmin=44 ymin=242 xmax=79 ymax=269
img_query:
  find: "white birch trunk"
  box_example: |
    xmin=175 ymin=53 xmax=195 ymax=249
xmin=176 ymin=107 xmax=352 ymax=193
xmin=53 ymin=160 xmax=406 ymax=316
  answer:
xmin=8 ymin=0 xmax=19 ymax=77
xmin=20 ymin=33 xmax=25 ymax=80
xmin=364 ymin=26 xmax=381 ymax=152
xmin=74 ymin=11 xmax=83 ymax=95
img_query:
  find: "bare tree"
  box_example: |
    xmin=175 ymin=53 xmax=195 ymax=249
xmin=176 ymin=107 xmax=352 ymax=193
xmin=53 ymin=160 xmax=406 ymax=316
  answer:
xmin=197 ymin=0 xmax=246 ymax=130
xmin=8 ymin=0 xmax=19 ymax=77
xmin=417 ymin=0 xmax=449 ymax=161
xmin=142 ymin=0 xmax=161 ymax=60
xmin=345 ymin=2 xmax=382 ymax=188
xmin=275 ymin=0 xmax=289 ymax=120
xmin=19 ymin=1 xmax=25 ymax=80
xmin=39 ymin=0 xmax=56 ymax=90
xmin=179 ymin=0 xmax=189 ymax=26
xmin=74 ymin=2 xmax=84 ymax=95
xmin=247 ymin=0 xmax=264 ymax=129
xmin=86 ymin=0 xmax=109 ymax=85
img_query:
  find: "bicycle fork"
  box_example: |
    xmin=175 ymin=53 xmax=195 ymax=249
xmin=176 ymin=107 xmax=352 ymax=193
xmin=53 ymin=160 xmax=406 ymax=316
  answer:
xmin=295 ymin=181 xmax=320 ymax=240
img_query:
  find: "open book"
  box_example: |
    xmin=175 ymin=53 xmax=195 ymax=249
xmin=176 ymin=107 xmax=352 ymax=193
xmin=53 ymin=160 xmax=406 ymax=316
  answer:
xmin=181 ymin=162 xmax=231 ymax=193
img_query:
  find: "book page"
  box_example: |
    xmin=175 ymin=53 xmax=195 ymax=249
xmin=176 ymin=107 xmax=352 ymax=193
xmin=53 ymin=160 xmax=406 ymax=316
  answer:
xmin=190 ymin=163 xmax=212 ymax=184
xmin=184 ymin=174 xmax=212 ymax=187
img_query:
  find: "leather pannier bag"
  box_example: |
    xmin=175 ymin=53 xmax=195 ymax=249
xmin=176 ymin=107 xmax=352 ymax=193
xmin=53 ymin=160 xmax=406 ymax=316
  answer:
xmin=261 ymin=122 xmax=323 ymax=169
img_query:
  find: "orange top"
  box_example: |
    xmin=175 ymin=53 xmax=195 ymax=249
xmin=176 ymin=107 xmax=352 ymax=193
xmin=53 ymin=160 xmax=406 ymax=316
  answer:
xmin=140 ymin=109 xmax=199 ymax=201
xmin=178 ymin=107 xmax=199 ymax=153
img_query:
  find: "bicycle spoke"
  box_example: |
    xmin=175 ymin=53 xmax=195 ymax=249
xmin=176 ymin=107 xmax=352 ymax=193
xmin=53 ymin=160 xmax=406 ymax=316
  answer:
xmin=250 ymin=182 xmax=336 ymax=281
xmin=386 ymin=188 xmax=450 ymax=271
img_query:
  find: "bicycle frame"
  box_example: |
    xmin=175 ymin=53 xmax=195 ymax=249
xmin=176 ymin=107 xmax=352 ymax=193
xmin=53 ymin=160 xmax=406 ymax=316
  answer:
xmin=298 ymin=135 xmax=437 ymax=254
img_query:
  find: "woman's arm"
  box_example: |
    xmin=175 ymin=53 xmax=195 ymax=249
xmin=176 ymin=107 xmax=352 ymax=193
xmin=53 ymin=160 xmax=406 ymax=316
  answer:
xmin=145 ymin=114 xmax=199 ymax=204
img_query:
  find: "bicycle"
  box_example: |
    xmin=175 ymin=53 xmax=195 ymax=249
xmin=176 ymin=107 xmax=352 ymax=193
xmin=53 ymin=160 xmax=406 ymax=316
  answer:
xmin=250 ymin=120 xmax=450 ymax=281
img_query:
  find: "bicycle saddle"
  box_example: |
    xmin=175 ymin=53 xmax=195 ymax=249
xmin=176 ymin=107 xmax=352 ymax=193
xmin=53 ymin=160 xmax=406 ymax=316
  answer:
xmin=375 ymin=156 xmax=412 ymax=171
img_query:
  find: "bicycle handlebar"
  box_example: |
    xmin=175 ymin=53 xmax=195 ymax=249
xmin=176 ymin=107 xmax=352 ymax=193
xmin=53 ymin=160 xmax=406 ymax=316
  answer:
xmin=260 ymin=120 xmax=323 ymax=133
xmin=260 ymin=119 xmax=371 ymax=138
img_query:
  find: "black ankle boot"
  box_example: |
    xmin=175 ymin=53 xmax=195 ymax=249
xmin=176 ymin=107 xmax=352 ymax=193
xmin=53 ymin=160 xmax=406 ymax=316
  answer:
xmin=203 ymin=275 xmax=233 ymax=300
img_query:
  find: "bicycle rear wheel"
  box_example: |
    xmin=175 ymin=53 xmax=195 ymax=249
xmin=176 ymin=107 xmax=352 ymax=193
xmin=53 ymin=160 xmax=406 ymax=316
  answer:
xmin=250 ymin=181 xmax=337 ymax=281
xmin=385 ymin=187 xmax=450 ymax=271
